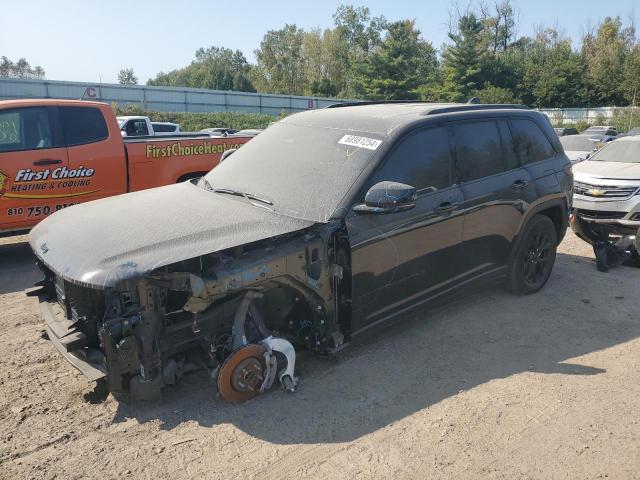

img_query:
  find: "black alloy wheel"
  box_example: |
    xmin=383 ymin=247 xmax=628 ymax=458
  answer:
xmin=507 ymin=215 xmax=558 ymax=295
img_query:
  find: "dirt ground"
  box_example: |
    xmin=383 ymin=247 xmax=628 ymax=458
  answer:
xmin=0 ymin=231 xmax=639 ymax=480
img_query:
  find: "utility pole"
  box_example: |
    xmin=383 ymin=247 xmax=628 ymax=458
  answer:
xmin=629 ymin=87 xmax=637 ymax=133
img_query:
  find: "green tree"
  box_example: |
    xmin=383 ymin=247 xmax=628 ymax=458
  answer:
xmin=472 ymin=83 xmax=521 ymax=103
xmin=118 ymin=68 xmax=138 ymax=85
xmin=0 ymin=57 xmax=13 ymax=77
xmin=332 ymin=5 xmax=386 ymax=97
xmin=582 ymin=17 xmax=634 ymax=106
xmin=441 ymin=14 xmax=485 ymax=101
xmin=111 ymin=4 xmax=640 ymax=108
xmin=519 ymin=28 xmax=588 ymax=108
xmin=479 ymin=0 xmax=518 ymax=54
xmin=621 ymin=44 xmax=640 ymax=104
xmin=253 ymin=24 xmax=306 ymax=95
xmin=302 ymin=22 xmax=377 ymax=98
xmin=302 ymin=29 xmax=344 ymax=97
xmin=333 ymin=5 xmax=386 ymax=53
xmin=352 ymin=20 xmax=437 ymax=100
xmin=0 ymin=56 xmax=45 ymax=79
xmin=148 ymin=47 xmax=255 ymax=92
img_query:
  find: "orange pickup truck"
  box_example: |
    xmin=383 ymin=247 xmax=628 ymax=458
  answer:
xmin=0 ymin=99 xmax=251 ymax=235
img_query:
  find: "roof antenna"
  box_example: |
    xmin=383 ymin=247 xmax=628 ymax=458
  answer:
xmin=467 ymin=97 xmax=481 ymax=104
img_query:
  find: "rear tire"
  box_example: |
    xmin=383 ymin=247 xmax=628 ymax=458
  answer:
xmin=507 ymin=215 xmax=558 ymax=295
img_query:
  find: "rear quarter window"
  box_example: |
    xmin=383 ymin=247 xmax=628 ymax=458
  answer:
xmin=510 ymin=118 xmax=556 ymax=165
xmin=59 ymin=106 xmax=108 ymax=146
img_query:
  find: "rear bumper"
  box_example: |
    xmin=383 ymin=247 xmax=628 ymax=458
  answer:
xmin=39 ymin=297 xmax=106 ymax=382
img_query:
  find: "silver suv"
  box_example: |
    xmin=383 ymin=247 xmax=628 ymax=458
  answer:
xmin=570 ymin=136 xmax=640 ymax=242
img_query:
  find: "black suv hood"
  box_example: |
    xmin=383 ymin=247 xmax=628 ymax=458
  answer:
xmin=29 ymin=182 xmax=315 ymax=288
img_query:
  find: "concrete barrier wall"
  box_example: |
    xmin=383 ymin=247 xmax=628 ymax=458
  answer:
xmin=538 ymin=106 xmax=639 ymax=125
xmin=2 ymin=78 xmax=636 ymax=124
xmin=0 ymin=78 xmax=348 ymax=115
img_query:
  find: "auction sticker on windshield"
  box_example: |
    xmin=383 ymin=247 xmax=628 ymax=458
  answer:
xmin=338 ymin=135 xmax=382 ymax=150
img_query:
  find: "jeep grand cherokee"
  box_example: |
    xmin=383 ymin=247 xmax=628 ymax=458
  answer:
xmin=29 ymin=102 xmax=573 ymax=402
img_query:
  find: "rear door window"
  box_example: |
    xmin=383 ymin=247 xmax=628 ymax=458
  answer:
xmin=0 ymin=107 xmax=59 ymax=152
xmin=372 ymin=127 xmax=452 ymax=191
xmin=453 ymin=121 xmax=505 ymax=182
xmin=59 ymin=106 xmax=108 ymax=146
xmin=510 ymin=118 xmax=556 ymax=165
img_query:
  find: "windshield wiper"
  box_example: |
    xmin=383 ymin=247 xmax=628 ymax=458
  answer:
xmin=198 ymin=179 xmax=274 ymax=208
xmin=211 ymin=187 xmax=274 ymax=207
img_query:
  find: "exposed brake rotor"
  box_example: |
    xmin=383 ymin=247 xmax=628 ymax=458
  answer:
xmin=217 ymin=344 xmax=267 ymax=403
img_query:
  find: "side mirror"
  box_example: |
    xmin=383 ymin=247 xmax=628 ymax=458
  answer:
xmin=354 ymin=181 xmax=417 ymax=214
xmin=120 ymin=130 xmax=128 ymax=137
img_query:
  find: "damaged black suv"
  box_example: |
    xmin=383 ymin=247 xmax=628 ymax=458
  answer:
xmin=29 ymin=102 xmax=572 ymax=402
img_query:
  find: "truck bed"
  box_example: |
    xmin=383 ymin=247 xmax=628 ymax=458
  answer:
xmin=124 ymin=135 xmax=251 ymax=192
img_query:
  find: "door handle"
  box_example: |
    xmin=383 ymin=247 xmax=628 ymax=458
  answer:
xmin=434 ymin=202 xmax=459 ymax=215
xmin=33 ymin=159 xmax=62 ymax=166
xmin=511 ymin=179 xmax=529 ymax=189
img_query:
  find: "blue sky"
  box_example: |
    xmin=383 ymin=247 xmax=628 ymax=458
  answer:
xmin=1 ymin=0 xmax=637 ymax=84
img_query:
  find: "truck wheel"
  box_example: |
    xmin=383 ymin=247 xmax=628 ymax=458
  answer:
xmin=507 ymin=215 xmax=558 ymax=295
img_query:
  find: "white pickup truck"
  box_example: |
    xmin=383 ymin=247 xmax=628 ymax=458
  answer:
xmin=117 ymin=116 xmax=181 ymax=137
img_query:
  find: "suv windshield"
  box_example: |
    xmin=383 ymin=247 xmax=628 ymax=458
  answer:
xmin=560 ymin=136 xmax=596 ymax=152
xmin=203 ymin=121 xmax=382 ymax=222
xmin=589 ymin=140 xmax=640 ymax=163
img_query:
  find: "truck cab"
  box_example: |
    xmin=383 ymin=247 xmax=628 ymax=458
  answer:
xmin=117 ymin=116 xmax=155 ymax=137
xmin=0 ymin=99 xmax=251 ymax=235
xmin=1 ymin=100 xmax=124 ymax=235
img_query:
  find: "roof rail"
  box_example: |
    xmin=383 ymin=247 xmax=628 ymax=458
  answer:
xmin=426 ymin=104 xmax=529 ymax=115
xmin=325 ymin=101 xmax=530 ymax=114
xmin=325 ymin=100 xmax=427 ymax=108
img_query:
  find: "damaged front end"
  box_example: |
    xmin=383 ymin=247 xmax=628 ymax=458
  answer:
xmin=32 ymin=224 xmax=350 ymax=402
xmin=570 ymin=209 xmax=640 ymax=244
xmin=570 ymin=212 xmax=639 ymax=271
